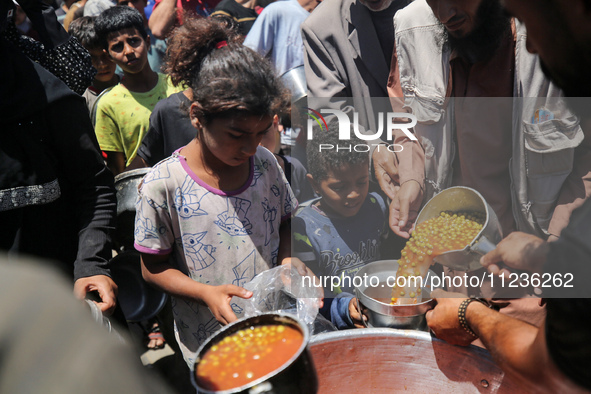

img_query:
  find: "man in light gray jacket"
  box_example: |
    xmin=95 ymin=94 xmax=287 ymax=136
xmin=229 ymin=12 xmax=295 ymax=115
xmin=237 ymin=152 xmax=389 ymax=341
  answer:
xmin=387 ymin=0 xmax=591 ymax=327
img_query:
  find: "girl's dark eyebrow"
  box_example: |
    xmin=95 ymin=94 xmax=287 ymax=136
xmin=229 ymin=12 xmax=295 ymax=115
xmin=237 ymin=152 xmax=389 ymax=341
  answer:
xmin=229 ymin=121 xmax=274 ymax=134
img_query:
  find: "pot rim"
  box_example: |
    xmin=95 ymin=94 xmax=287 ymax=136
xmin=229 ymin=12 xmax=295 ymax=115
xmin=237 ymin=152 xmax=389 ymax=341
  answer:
xmin=354 ymin=260 xmax=439 ymax=317
xmin=192 ymin=312 xmax=310 ymax=394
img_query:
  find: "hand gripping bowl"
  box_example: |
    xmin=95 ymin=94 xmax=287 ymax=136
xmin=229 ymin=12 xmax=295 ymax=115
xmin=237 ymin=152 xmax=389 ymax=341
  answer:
xmin=192 ymin=313 xmax=318 ymax=394
xmin=416 ymin=186 xmax=503 ymax=272
xmin=355 ymin=260 xmax=441 ymax=330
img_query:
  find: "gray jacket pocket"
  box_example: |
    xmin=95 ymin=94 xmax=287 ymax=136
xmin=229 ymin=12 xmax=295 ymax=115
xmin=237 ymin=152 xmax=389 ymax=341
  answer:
xmin=523 ymin=115 xmax=583 ymax=230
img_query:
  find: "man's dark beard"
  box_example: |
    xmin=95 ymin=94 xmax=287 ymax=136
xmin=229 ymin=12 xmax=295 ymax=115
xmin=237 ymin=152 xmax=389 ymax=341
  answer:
xmin=438 ymin=0 xmax=511 ymax=64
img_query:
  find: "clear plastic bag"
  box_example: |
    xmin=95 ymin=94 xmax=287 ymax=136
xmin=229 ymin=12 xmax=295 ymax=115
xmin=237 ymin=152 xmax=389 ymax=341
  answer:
xmin=231 ymin=265 xmax=336 ymax=335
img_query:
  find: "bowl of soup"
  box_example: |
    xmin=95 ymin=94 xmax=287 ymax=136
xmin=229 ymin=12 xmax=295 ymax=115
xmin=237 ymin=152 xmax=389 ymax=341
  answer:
xmin=355 ymin=260 xmax=441 ymax=331
xmin=193 ymin=313 xmax=317 ymax=394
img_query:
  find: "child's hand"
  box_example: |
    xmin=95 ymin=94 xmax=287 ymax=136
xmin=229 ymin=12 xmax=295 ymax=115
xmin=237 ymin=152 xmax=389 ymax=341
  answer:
xmin=281 ymin=258 xmax=324 ymax=309
xmin=281 ymin=257 xmax=312 ymax=277
xmin=202 ymin=284 xmax=252 ymax=325
xmin=349 ymin=297 xmax=367 ymax=328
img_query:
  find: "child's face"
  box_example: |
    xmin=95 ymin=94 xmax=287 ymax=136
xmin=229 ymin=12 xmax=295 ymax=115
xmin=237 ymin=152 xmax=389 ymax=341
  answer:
xmin=310 ymin=161 xmax=370 ymax=218
xmin=106 ymin=27 xmax=150 ymax=74
xmin=192 ymin=111 xmax=274 ymax=168
xmin=258 ymin=115 xmax=280 ymax=153
xmin=89 ymin=47 xmax=117 ymax=83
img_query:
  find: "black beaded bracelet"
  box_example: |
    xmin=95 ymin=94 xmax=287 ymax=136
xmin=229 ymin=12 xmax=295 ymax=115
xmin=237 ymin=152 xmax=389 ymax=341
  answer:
xmin=458 ymin=297 xmax=493 ymax=338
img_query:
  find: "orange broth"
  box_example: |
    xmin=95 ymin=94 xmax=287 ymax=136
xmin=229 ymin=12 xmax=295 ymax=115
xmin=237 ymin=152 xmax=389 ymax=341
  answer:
xmin=196 ymin=324 xmax=303 ymax=391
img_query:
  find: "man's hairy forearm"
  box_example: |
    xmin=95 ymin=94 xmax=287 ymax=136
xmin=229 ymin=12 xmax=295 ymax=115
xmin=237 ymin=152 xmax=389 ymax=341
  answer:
xmin=467 ymin=303 xmax=581 ymax=392
xmin=468 ymin=303 xmax=540 ymax=376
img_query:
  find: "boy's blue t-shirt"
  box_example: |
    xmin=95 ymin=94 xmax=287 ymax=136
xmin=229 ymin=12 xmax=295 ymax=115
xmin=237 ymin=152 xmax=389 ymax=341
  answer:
xmin=292 ymin=192 xmax=388 ymax=327
xmin=293 ymin=191 xmax=388 ymax=293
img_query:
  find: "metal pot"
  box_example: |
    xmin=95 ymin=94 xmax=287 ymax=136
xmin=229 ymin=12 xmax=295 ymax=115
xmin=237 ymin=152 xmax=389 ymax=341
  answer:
xmin=280 ymin=65 xmax=307 ymax=103
xmin=192 ymin=313 xmax=318 ymax=394
xmin=416 ymin=186 xmax=503 ymax=272
xmin=109 ymin=250 xmax=168 ymax=322
xmin=355 ymin=260 xmax=441 ymax=331
xmin=309 ymin=328 xmax=535 ymax=393
xmin=114 ymin=168 xmax=151 ymax=249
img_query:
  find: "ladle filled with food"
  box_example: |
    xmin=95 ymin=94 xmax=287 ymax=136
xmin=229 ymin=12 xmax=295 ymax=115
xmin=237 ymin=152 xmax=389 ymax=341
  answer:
xmin=414 ymin=186 xmax=503 ymax=272
xmin=391 ymin=186 xmax=503 ymax=306
xmin=356 ymin=187 xmax=502 ymax=327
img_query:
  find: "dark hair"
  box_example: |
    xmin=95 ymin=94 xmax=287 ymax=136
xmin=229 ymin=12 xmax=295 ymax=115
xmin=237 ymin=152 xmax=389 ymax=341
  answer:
xmin=69 ymin=16 xmax=102 ymax=50
xmin=209 ymin=12 xmax=241 ymax=36
xmin=306 ymin=120 xmax=369 ymax=182
xmin=164 ymin=16 xmax=288 ymax=124
xmin=94 ymin=6 xmax=147 ymax=49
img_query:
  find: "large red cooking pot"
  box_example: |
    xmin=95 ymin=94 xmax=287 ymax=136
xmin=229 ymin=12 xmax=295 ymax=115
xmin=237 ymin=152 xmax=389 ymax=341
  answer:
xmin=309 ymin=328 xmax=534 ymax=393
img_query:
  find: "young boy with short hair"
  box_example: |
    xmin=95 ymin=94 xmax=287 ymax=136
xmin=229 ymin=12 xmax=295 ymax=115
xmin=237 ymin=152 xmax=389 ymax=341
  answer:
xmin=68 ymin=16 xmax=120 ymax=115
xmin=93 ymin=6 xmax=179 ymax=175
xmin=292 ymin=122 xmax=389 ymax=329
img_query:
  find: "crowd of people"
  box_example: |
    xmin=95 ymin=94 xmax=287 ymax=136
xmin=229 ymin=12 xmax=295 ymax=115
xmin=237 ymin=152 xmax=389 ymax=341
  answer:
xmin=1 ymin=0 xmax=590 ymax=391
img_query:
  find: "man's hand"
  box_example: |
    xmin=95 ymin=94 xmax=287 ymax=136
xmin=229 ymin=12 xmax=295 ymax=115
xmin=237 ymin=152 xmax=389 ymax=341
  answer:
xmin=281 ymin=257 xmax=313 ymax=277
xmin=73 ymin=275 xmax=118 ymax=316
xmin=202 ymin=284 xmax=253 ymax=325
xmin=281 ymin=258 xmax=324 ymax=308
xmin=389 ymin=180 xmax=423 ymax=238
xmin=480 ymin=232 xmax=548 ymax=277
xmin=348 ymin=297 xmax=366 ymax=328
xmin=373 ymin=147 xmax=399 ymax=199
xmin=425 ymin=289 xmax=476 ymax=346
xmin=372 ymin=148 xmax=422 ymax=238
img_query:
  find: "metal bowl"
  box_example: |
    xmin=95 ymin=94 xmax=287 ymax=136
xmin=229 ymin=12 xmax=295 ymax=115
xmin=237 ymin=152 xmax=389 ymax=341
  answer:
xmin=355 ymin=260 xmax=441 ymax=331
xmin=416 ymin=186 xmax=503 ymax=272
xmin=193 ymin=313 xmax=318 ymax=394
xmin=281 ymin=65 xmax=307 ymax=102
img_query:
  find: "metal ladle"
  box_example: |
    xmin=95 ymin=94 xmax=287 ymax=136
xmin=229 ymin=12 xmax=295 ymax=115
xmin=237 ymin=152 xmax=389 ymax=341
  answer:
xmin=415 ymin=186 xmax=503 ymax=272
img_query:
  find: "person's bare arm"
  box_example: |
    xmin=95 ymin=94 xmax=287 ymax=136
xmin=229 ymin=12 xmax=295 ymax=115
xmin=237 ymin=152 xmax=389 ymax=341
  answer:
xmin=104 ymin=151 xmax=125 ymax=176
xmin=278 ymin=220 xmax=291 ymax=263
xmin=480 ymin=231 xmax=549 ymax=277
xmin=427 ymin=290 xmax=585 ymax=393
xmin=547 ymin=123 xmax=591 ymax=238
xmin=148 ymin=0 xmax=177 ymax=39
xmin=379 ymin=48 xmax=425 ymax=238
xmin=279 ymin=221 xmax=313 ymax=277
xmin=124 ymin=155 xmax=148 ymax=172
xmin=470 ymin=301 xmax=585 ymax=392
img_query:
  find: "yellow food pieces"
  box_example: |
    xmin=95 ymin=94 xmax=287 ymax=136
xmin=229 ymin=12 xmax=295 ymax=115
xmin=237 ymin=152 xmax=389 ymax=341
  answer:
xmin=391 ymin=211 xmax=484 ymax=305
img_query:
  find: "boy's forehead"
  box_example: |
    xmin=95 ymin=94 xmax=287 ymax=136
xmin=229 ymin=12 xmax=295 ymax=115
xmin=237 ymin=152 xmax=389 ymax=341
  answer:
xmin=107 ymin=27 xmax=143 ymax=41
xmin=325 ymin=160 xmax=369 ymax=179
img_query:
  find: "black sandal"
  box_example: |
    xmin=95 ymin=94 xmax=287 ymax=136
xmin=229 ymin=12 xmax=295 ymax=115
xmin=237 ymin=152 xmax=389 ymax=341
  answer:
xmin=147 ymin=323 xmax=165 ymax=350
